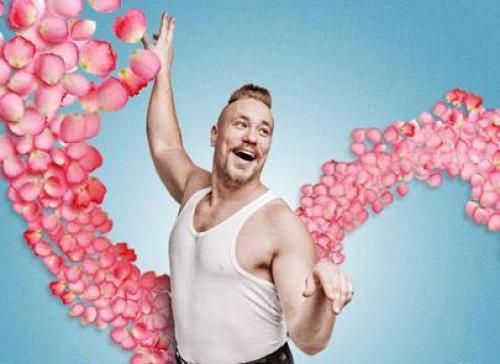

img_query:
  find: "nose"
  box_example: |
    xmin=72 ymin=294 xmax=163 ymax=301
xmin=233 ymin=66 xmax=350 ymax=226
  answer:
xmin=242 ymin=127 xmax=258 ymax=144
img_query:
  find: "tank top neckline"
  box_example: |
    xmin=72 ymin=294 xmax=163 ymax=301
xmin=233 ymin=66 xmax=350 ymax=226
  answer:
xmin=189 ymin=186 xmax=273 ymax=238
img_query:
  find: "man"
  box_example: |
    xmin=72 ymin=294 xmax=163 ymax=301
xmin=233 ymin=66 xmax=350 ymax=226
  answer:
xmin=142 ymin=11 xmax=354 ymax=364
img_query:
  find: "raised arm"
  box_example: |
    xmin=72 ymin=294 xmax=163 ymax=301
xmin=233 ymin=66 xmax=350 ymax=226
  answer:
xmin=143 ymin=12 xmax=209 ymax=203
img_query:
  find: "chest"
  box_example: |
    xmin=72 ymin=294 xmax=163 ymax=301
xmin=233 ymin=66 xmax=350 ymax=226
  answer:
xmin=192 ymin=199 xmax=276 ymax=280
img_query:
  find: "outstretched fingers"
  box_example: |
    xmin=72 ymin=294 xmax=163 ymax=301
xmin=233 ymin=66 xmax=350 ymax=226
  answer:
xmin=166 ymin=16 xmax=176 ymax=43
xmin=158 ymin=12 xmax=170 ymax=41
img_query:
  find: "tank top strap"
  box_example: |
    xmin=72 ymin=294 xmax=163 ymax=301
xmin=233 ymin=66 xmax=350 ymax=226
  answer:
xmin=230 ymin=189 xmax=279 ymax=225
xmin=177 ymin=186 xmax=211 ymax=220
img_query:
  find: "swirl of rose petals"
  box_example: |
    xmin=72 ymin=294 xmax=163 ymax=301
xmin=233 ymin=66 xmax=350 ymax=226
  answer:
xmin=298 ymin=88 xmax=499 ymax=264
xmin=0 ymin=2 xmax=498 ymax=364
xmin=1 ymin=0 xmax=176 ymax=363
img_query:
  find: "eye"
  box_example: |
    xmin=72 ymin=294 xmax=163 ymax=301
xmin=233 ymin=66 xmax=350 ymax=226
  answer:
xmin=234 ymin=120 xmax=247 ymax=128
xmin=259 ymin=127 xmax=271 ymax=137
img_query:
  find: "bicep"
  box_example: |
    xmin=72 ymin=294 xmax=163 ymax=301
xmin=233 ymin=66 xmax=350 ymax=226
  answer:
xmin=151 ymin=147 xmax=210 ymax=203
xmin=271 ymin=214 xmax=316 ymax=334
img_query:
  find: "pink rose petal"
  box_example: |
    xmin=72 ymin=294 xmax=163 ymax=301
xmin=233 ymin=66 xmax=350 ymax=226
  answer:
xmin=70 ymin=19 xmax=96 ymax=41
xmin=0 ymin=92 xmax=24 ymax=122
xmin=36 ymin=53 xmax=65 ymax=85
xmin=130 ymin=49 xmax=161 ymax=82
xmin=3 ymin=36 xmax=36 ymax=69
xmin=38 ymin=17 xmax=68 ymax=44
xmin=96 ymin=76 xmax=129 ymax=111
xmin=89 ymin=0 xmax=121 ymax=13
xmin=51 ymin=0 xmax=83 ymax=18
xmin=8 ymin=0 xmax=40 ymax=30
xmin=79 ymin=40 xmax=116 ymax=77
xmin=113 ymin=8 xmax=146 ymax=43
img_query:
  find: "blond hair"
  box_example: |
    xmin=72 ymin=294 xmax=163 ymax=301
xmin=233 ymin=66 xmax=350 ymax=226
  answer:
xmin=227 ymin=83 xmax=272 ymax=109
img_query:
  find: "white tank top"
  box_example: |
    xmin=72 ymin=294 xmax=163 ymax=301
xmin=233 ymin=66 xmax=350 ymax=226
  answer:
xmin=168 ymin=186 xmax=288 ymax=364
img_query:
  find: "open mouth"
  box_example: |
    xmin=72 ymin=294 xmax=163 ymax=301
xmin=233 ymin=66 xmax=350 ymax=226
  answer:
xmin=233 ymin=149 xmax=256 ymax=162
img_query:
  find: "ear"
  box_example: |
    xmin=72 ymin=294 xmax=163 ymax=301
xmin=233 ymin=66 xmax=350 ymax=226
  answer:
xmin=210 ymin=124 xmax=218 ymax=147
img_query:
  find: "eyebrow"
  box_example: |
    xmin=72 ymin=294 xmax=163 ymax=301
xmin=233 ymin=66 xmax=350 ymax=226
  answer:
xmin=235 ymin=114 xmax=273 ymax=129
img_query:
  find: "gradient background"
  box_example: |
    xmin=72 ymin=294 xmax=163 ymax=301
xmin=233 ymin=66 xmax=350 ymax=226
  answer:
xmin=0 ymin=1 xmax=499 ymax=363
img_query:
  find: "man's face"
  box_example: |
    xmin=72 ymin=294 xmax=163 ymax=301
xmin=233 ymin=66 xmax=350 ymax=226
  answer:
xmin=211 ymin=98 xmax=274 ymax=186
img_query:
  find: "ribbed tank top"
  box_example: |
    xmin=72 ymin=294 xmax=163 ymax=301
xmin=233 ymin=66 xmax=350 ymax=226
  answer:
xmin=168 ymin=187 xmax=288 ymax=364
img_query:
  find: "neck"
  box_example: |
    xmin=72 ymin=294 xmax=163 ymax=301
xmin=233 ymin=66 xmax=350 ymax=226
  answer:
xmin=209 ymin=172 xmax=267 ymax=206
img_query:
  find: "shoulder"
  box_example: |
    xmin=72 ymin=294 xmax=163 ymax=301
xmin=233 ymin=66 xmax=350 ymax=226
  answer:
xmin=261 ymin=196 xmax=315 ymax=253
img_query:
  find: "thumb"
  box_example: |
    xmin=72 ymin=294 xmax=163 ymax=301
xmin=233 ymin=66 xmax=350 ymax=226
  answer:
xmin=302 ymin=273 xmax=316 ymax=297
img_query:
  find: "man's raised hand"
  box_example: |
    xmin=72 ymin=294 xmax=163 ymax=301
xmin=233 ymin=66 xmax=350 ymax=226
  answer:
xmin=303 ymin=260 xmax=354 ymax=315
xmin=141 ymin=11 xmax=175 ymax=78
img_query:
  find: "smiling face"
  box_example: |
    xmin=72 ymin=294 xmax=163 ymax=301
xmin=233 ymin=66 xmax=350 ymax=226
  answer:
xmin=211 ymin=97 xmax=274 ymax=187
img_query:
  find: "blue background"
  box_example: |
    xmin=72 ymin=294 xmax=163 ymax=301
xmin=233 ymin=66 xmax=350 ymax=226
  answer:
xmin=1 ymin=1 xmax=499 ymax=363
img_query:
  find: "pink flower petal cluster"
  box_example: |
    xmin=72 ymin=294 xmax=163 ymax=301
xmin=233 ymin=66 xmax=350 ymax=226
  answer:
xmin=298 ymin=88 xmax=499 ymax=264
xmin=0 ymin=1 xmax=176 ymax=363
xmin=119 ymin=49 xmax=160 ymax=96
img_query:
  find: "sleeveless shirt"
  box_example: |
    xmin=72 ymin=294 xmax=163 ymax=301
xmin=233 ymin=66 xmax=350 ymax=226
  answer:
xmin=168 ymin=187 xmax=288 ymax=364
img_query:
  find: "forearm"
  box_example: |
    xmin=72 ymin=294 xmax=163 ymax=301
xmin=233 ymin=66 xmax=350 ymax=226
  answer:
xmin=146 ymin=73 xmax=183 ymax=154
xmin=290 ymin=290 xmax=337 ymax=354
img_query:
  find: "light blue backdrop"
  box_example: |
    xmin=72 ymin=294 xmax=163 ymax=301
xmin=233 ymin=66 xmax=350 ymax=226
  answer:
xmin=0 ymin=1 xmax=499 ymax=363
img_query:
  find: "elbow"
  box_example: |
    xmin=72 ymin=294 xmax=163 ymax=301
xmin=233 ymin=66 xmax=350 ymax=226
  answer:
xmin=289 ymin=330 xmax=328 ymax=356
xmin=299 ymin=343 xmax=326 ymax=356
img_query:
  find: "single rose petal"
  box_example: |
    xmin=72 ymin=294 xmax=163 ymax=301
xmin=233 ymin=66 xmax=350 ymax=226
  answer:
xmin=43 ymin=254 xmax=64 ymax=274
xmin=38 ymin=16 xmax=68 ymax=43
xmin=34 ymin=128 xmax=55 ymax=150
xmin=8 ymin=0 xmax=40 ymax=30
xmin=3 ymin=36 xmax=36 ymax=69
xmin=70 ymin=19 xmax=96 ymax=41
xmin=60 ymin=113 xmax=86 ymax=143
xmin=88 ymin=176 xmax=106 ymax=203
xmin=83 ymin=112 xmax=101 ymax=138
xmin=464 ymin=93 xmax=482 ymax=112
xmin=0 ymin=92 xmax=24 ymax=122
xmin=130 ymin=49 xmax=161 ymax=82
xmin=81 ymin=306 xmax=97 ymax=324
xmin=28 ymin=149 xmax=51 ymax=171
xmin=35 ymin=83 xmax=63 ymax=118
xmin=82 ymin=284 xmax=100 ymax=301
xmin=79 ymin=40 xmax=116 ymax=77
xmin=96 ymin=76 xmax=128 ymax=111
xmin=67 ymin=161 xmax=87 ymax=184
xmin=51 ymin=0 xmax=83 ymax=18
xmin=7 ymin=70 xmax=36 ymax=96
xmin=79 ymin=145 xmax=102 ymax=171
xmin=16 ymin=106 xmax=46 ymax=136
xmin=36 ymin=53 xmax=65 ymax=85
xmin=62 ymin=72 xmax=90 ymax=96
xmin=43 ymin=175 xmax=66 ymax=197
xmin=69 ymin=304 xmax=85 ymax=317
xmin=89 ymin=0 xmax=121 ymax=13
xmin=113 ymin=8 xmax=146 ymax=43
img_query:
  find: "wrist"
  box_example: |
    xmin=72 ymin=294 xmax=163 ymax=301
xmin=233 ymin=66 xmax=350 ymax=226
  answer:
xmin=155 ymin=71 xmax=172 ymax=84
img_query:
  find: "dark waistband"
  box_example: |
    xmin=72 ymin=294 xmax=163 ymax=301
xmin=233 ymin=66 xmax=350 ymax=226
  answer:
xmin=175 ymin=341 xmax=293 ymax=364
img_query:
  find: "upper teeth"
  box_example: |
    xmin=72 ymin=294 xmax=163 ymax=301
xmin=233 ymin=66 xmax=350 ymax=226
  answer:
xmin=237 ymin=149 xmax=255 ymax=158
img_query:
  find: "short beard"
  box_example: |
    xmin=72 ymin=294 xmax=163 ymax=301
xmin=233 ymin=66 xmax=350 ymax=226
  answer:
xmin=217 ymin=161 xmax=256 ymax=187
